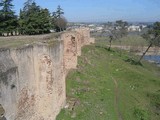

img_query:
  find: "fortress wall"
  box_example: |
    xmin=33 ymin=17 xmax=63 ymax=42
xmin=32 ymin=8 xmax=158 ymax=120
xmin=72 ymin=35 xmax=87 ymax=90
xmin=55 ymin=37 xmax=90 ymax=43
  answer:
xmin=0 ymin=28 xmax=94 ymax=120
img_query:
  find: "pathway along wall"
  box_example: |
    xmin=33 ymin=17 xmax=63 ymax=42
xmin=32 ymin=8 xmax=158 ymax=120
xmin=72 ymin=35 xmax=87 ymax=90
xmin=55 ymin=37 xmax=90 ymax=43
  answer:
xmin=0 ymin=28 xmax=95 ymax=120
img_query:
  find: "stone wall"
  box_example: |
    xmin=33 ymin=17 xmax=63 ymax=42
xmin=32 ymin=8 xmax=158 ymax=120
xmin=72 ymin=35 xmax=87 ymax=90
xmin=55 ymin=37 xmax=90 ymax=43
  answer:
xmin=62 ymin=28 xmax=95 ymax=71
xmin=75 ymin=27 xmax=91 ymax=45
xmin=0 ymin=28 xmax=94 ymax=120
xmin=0 ymin=42 xmax=65 ymax=120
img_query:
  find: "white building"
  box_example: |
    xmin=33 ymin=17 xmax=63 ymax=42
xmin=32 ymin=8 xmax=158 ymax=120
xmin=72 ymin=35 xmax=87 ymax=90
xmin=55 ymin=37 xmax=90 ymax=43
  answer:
xmin=128 ymin=25 xmax=141 ymax=32
xmin=95 ymin=27 xmax=103 ymax=32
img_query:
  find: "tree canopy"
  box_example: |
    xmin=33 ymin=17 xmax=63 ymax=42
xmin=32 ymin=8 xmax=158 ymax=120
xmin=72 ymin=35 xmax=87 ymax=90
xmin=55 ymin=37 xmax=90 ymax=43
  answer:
xmin=0 ymin=0 xmax=17 ymax=36
xmin=19 ymin=2 xmax=51 ymax=35
xmin=0 ymin=0 xmax=67 ymax=36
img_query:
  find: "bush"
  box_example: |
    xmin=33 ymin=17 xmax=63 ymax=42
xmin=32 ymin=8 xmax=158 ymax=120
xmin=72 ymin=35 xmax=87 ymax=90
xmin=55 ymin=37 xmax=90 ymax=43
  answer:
xmin=134 ymin=108 xmax=150 ymax=120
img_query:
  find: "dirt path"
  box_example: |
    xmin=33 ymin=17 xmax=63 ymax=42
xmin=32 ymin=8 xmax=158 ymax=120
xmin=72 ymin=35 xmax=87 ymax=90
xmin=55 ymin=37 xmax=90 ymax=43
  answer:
xmin=111 ymin=76 xmax=124 ymax=120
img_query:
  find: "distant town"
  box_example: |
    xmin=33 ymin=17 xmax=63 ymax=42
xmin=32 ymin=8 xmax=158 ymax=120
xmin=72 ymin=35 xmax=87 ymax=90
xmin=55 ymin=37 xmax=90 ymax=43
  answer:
xmin=67 ymin=22 xmax=153 ymax=34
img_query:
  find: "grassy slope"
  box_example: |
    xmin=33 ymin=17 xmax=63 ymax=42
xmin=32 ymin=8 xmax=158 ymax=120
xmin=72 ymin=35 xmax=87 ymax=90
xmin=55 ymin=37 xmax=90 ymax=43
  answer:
xmin=57 ymin=43 xmax=160 ymax=120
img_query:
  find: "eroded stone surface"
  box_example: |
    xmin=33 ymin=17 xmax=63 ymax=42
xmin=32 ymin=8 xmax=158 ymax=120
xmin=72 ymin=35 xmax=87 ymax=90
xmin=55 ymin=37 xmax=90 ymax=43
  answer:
xmin=75 ymin=27 xmax=95 ymax=45
xmin=0 ymin=28 xmax=94 ymax=120
xmin=62 ymin=33 xmax=78 ymax=70
xmin=62 ymin=28 xmax=95 ymax=71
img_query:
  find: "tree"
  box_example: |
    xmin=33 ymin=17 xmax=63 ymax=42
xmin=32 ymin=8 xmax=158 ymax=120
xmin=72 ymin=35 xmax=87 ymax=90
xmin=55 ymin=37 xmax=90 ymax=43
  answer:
xmin=108 ymin=35 xmax=113 ymax=51
xmin=18 ymin=9 xmax=25 ymax=35
xmin=108 ymin=29 xmax=119 ymax=51
xmin=0 ymin=0 xmax=17 ymax=36
xmin=54 ymin=17 xmax=67 ymax=32
xmin=138 ymin=22 xmax=160 ymax=62
xmin=0 ymin=10 xmax=4 ymax=36
xmin=101 ymin=22 xmax=115 ymax=51
xmin=23 ymin=0 xmax=34 ymax=12
xmin=19 ymin=1 xmax=51 ymax=35
xmin=112 ymin=20 xmax=128 ymax=54
xmin=106 ymin=20 xmax=128 ymax=51
xmin=38 ymin=8 xmax=51 ymax=34
xmin=52 ymin=5 xmax=67 ymax=32
xmin=115 ymin=20 xmax=128 ymax=39
xmin=102 ymin=22 xmax=113 ymax=29
xmin=19 ymin=2 xmax=40 ymax=35
xmin=56 ymin=5 xmax=64 ymax=18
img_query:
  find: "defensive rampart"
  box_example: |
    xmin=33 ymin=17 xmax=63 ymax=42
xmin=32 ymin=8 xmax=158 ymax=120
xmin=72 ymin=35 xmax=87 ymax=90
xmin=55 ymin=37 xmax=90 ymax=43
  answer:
xmin=0 ymin=28 xmax=95 ymax=120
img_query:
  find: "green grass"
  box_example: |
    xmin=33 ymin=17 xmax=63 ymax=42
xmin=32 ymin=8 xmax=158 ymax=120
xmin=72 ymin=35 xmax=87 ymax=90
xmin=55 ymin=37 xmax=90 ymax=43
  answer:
xmin=113 ymin=35 xmax=147 ymax=46
xmin=95 ymin=35 xmax=148 ymax=47
xmin=56 ymin=42 xmax=160 ymax=120
xmin=0 ymin=32 xmax=61 ymax=48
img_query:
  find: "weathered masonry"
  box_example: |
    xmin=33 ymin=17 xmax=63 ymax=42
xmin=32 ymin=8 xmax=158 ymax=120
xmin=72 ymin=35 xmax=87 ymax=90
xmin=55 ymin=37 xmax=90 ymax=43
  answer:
xmin=0 ymin=28 xmax=95 ymax=120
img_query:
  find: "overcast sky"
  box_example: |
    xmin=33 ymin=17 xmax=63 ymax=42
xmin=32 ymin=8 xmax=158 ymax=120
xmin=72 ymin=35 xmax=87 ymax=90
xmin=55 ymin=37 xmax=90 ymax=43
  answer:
xmin=13 ymin=0 xmax=160 ymax=22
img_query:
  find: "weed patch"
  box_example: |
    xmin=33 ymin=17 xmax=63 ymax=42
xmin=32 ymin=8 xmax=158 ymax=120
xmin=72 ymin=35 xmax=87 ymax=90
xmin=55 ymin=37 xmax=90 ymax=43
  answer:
xmin=134 ymin=108 xmax=150 ymax=120
xmin=124 ymin=58 xmax=143 ymax=66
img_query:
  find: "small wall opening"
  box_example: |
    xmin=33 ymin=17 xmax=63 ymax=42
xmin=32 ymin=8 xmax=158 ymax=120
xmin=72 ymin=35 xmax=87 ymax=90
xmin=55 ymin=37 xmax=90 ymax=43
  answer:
xmin=71 ymin=36 xmax=76 ymax=47
xmin=70 ymin=36 xmax=77 ymax=56
xmin=0 ymin=104 xmax=6 ymax=120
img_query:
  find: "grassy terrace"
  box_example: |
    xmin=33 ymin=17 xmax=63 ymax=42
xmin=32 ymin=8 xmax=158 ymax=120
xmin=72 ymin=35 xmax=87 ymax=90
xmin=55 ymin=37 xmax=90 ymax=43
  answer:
xmin=95 ymin=35 xmax=160 ymax=55
xmin=0 ymin=33 xmax=61 ymax=48
xmin=95 ymin=35 xmax=148 ymax=46
xmin=57 ymin=39 xmax=160 ymax=120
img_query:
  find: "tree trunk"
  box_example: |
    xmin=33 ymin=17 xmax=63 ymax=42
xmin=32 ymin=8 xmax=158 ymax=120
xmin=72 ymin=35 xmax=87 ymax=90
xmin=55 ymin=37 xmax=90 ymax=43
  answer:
xmin=15 ymin=31 xmax=17 ymax=36
xmin=60 ymin=27 xmax=62 ymax=32
xmin=120 ymin=40 xmax=122 ymax=56
xmin=138 ymin=43 xmax=152 ymax=63
xmin=11 ymin=32 xmax=13 ymax=36
xmin=108 ymin=40 xmax=112 ymax=51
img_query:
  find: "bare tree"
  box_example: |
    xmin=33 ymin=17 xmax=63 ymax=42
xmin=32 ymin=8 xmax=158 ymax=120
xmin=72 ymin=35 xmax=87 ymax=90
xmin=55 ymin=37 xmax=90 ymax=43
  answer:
xmin=52 ymin=5 xmax=67 ymax=32
xmin=138 ymin=22 xmax=160 ymax=63
xmin=55 ymin=17 xmax=67 ymax=32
